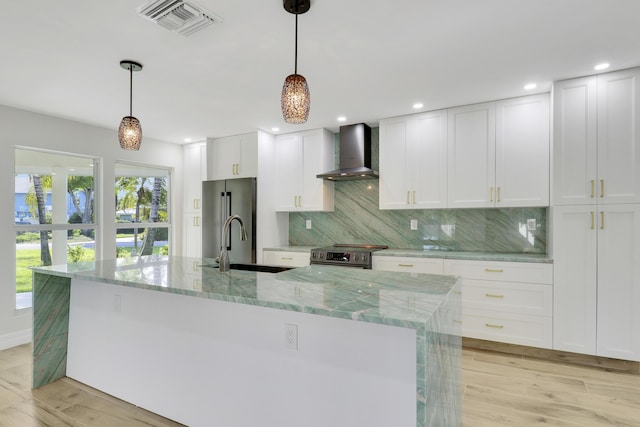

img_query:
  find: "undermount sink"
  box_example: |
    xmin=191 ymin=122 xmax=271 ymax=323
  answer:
xmin=202 ymin=263 xmax=293 ymax=273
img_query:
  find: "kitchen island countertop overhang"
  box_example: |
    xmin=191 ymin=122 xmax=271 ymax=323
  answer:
xmin=32 ymin=255 xmax=462 ymax=427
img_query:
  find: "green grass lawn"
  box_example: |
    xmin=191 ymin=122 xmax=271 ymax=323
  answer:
xmin=16 ymin=249 xmax=44 ymax=293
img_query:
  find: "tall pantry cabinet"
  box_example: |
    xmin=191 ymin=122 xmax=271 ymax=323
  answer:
xmin=552 ymin=67 xmax=640 ymax=361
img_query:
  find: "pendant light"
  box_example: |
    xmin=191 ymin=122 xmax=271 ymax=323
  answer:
xmin=281 ymin=0 xmax=311 ymax=124
xmin=118 ymin=60 xmax=143 ymax=150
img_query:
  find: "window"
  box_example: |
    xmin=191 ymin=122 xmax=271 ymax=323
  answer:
xmin=15 ymin=148 xmax=97 ymax=309
xmin=114 ymin=162 xmax=170 ymax=258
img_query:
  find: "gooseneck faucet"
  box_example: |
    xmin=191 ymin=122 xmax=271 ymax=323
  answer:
xmin=219 ymin=215 xmax=248 ymax=272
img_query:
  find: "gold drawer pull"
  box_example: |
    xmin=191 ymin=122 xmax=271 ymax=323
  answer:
xmin=485 ymin=268 xmax=504 ymax=273
xmin=281 ymin=257 xmax=293 ymax=260
xmin=406 ymin=191 xmax=410 ymax=205
xmin=485 ymin=323 xmax=504 ymax=329
xmin=591 ymin=180 xmax=595 ymax=198
xmin=497 ymin=186 xmax=501 ymax=202
xmin=193 ymin=216 xmax=200 ymax=227
xmin=485 ymin=293 xmax=504 ymax=298
xmin=489 ymin=187 xmax=494 ymax=202
xmin=413 ymin=190 xmax=416 ymax=205
xmin=398 ymin=263 xmax=414 ymax=267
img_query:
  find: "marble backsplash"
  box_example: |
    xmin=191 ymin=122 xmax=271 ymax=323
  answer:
xmin=289 ymin=179 xmax=547 ymax=253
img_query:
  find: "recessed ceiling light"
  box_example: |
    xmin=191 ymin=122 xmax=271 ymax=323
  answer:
xmin=337 ymin=116 xmax=346 ymax=122
xmin=413 ymin=103 xmax=424 ymax=109
xmin=271 ymin=127 xmax=280 ymax=132
xmin=594 ymin=63 xmax=610 ymax=71
xmin=524 ymin=83 xmax=537 ymax=90
xmin=184 ymin=138 xmax=192 ymax=143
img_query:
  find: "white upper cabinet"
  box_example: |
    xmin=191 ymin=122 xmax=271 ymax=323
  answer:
xmin=495 ymin=94 xmax=550 ymax=207
xmin=597 ymin=69 xmax=640 ymax=204
xmin=274 ymin=128 xmax=334 ymax=212
xmin=553 ymin=68 xmax=640 ymax=205
xmin=207 ymin=132 xmax=258 ymax=180
xmin=379 ymin=110 xmax=447 ymax=209
xmin=447 ymin=101 xmax=497 ymax=208
xmin=448 ymin=95 xmax=550 ymax=208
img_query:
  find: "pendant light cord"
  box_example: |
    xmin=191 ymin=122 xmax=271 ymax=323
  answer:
xmin=129 ymin=66 xmax=133 ymax=116
xmin=294 ymin=13 xmax=298 ymax=75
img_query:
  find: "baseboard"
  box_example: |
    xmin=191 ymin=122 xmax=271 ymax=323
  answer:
xmin=0 ymin=329 xmax=32 ymax=351
xmin=463 ymin=337 xmax=640 ymax=374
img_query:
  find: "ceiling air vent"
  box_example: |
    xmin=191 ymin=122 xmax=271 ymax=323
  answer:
xmin=137 ymin=0 xmax=223 ymax=36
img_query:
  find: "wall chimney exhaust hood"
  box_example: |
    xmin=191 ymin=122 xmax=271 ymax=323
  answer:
xmin=317 ymin=123 xmax=378 ymax=181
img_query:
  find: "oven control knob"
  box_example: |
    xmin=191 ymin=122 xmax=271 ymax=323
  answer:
xmin=354 ymin=254 xmax=359 ymax=261
xmin=320 ymin=253 xmax=324 ymax=259
xmin=312 ymin=252 xmax=316 ymax=259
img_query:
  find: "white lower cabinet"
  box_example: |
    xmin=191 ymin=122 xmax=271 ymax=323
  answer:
xmin=372 ymin=256 xmax=444 ymax=274
xmin=552 ymin=204 xmax=640 ymax=361
xmin=263 ymin=250 xmax=310 ymax=267
xmin=444 ymin=259 xmax=553 ymax=348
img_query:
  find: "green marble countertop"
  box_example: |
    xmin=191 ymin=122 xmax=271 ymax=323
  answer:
xmin=262 ymin=246 xmax=317 ymax=252
xmin=32 ymin=255 xmax=459 ymax=329
xmin=375 ymin=249 xmax=553 ymax=263
xmin=264 ymin=246 xmax=552 ymax=263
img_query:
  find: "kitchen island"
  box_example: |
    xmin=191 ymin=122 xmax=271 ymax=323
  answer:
xmin=32 ymin=255 xmax=461 ymax=427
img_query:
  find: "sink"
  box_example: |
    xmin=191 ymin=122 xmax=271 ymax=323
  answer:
xmin=202 ymin=263 xmax=293 ymax=273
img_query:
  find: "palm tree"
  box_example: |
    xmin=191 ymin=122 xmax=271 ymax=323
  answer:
xmin=26 ymin=175 xmax=52 ymax=266
xmin=141 ymin=177 xmax=165 ymax=255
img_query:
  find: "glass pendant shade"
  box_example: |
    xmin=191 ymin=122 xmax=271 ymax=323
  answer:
xmin=281 ymin=73 xmax=310 ymax=124
xmin=118 ymin=116 xmax=143 ymax=150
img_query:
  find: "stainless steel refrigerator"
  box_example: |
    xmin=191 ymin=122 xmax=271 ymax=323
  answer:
xmin=202 ymin=178 xmax=256 ymax=263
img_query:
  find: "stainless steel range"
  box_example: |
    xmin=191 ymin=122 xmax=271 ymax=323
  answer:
xmin=310 ymin=244 xmax=389 ymax=269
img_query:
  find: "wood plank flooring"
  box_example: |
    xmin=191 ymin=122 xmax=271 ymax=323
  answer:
xmin=1 ymin=343 xmax=639 ymax=426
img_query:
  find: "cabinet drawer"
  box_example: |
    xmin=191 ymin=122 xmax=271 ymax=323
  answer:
xmin=263 ymin=251 xmax=310 ymax=267
xmin=372 ymin=256 xmax=444 ymax=274
xmin=462 ymin=280 xmax=552 ymax=316
xmin=462 ymin=308 xmax=552 ymax=348
xmin=443 ymin=259 xmax=552 ymax=284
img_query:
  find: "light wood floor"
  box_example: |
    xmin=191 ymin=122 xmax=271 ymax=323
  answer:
xmin=1 ymin=343 xmax=639 ymax=426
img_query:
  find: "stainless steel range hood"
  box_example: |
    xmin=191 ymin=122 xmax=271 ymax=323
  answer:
xmin=316 ymin=123 xmax=378 ymax=181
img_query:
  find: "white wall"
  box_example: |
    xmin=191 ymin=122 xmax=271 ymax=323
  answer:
xmin=0 ymin=104 xmax=184 ymax=350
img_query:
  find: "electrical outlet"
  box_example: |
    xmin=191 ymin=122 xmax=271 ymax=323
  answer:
xmin=410 ymin=219 xmax=418 ymax=230
xmin=284 ymin=323 xmax=298 ymax=350
xmin=527 ymin=218 xmax=537 ymax=231
xmin=306 ymin=219 xmax=312 ymax=229
xmin=114 ymin=295 xmax=121 ymax=313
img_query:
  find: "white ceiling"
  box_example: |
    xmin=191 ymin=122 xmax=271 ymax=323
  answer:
xmin=2 ymin=0 xmax=640 ymax=145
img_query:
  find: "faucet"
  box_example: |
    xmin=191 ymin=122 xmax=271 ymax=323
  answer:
xmin=219 ymin=215 xmax=248 ymax=272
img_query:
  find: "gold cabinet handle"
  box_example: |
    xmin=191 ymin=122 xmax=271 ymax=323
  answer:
xmin=398 ymin=263 xmax=414 ymax=267
xmin=485 ymin=293 xmax=505 ymax=298
xmin=490 ymin=187 xmax=494 ymax=202
xmin=485 ymin=323 xmax=504 ymax=329
xmin=193 ymin=261 xmax=200 ymax=271
xmin=591 ymin=180 xmax=595 ymax=198
xmin=497 ymin=187 xmax=501 ymax=202
xmin=413 ymin=191 xmax=416 ymax=205
xmin=193 ymin=216 xmax=200 ymax=227
xmin=193 ymin=198 xmax=200 ymax=210
xmin=298 ymin=195 xmax=302 ymax=207
xmin=406 ymin=191 xmax=410 ymax=205
xmin=485 ymin=268 xmax=504 ymax=273
xmin=600 ymin=179 xmax=604 ymax=198
xmin=591 ymin=211 xmax=595 ymax=230
xmin=601 ymin=211 xmax=605 ymax=230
